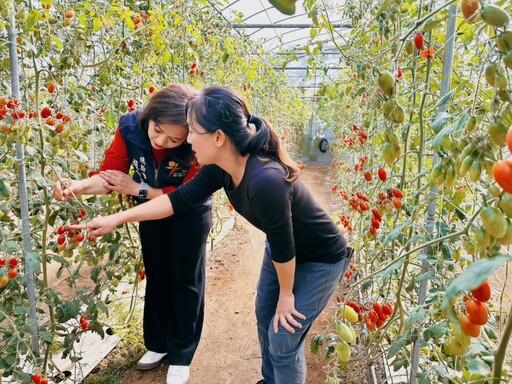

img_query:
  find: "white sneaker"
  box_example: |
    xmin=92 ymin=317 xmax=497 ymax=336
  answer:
xmin=166 ymin=365 xmax=190 ymax=384
xmin=135 ymin=350 xmax=167 ymax=370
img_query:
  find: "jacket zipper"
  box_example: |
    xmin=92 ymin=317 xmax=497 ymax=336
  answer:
xmin=154 ymin=160 xmax=160 ymax=188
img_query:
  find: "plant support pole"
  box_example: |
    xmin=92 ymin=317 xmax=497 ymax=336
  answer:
xmin=409 ymin=4 xmax=457 ymax=383
xmin=7 ymin=4 xmax=39 ymax=353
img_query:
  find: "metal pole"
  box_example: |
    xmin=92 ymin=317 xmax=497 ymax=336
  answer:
xmin=7 ymin=2 xmax=40 ymax=353
xmin=409 ymin=4 xmax=457 ymax=383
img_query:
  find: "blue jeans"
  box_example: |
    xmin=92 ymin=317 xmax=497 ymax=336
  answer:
xmin=255 ymin=242 xmax=348 ymax=384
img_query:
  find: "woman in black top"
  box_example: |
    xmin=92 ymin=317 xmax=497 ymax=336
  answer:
xmin=77 ymin=86 xmax=350 ymax=384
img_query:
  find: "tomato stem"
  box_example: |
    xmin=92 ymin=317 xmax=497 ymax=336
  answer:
xmin=492 ymin=303 xmax=512 ymax=383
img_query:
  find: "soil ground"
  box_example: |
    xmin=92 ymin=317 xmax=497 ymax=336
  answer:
xmin=100 ymin=162 xmax=380 ymax=384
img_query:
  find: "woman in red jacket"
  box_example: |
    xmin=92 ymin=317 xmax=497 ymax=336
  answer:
xmin=53 ymin=84 xmax=212 ymax=384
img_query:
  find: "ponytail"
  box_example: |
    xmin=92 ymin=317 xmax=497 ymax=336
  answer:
xmin=245 ymin=115 xmax=300 ymax=182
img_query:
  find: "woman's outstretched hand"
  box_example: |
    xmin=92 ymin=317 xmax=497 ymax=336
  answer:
xmin=273 ymin=293 xmax=306 ymax=334
xmin=53 ymin=180 xmax=80 ymax=201
xmin=69 ymin=214 xmax=122 ymax=237
xmin=98 ymin=170 xmax=139 ymax=196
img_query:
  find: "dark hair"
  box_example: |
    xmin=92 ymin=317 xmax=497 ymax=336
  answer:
xmin=137 ymin=84 xmax=197 ymax=165
xmin=187 ymin=86 xmax=300 ymax=182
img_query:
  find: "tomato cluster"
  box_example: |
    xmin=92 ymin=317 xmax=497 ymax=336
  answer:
xmin=348 ymin=190 xmax=370 ymax=213
xmin=369 ymin=208 xmax=382 ymax=237
xmin=338 ymin=213 xmax=352 ymax=232
xmin=352 ymin=124 xmax=369 ymax=145
xmin=189 ymin=63 xmax=206 ymax=77
xmin=339 ymin=125 xmax=369 ymax=147
xmin=364 ymin=302 xmax=393 ymax=332
xmin=459 ymin=281 xmax=492 ymax=339
xmin=0 ymin=100 xmax=73 ymax=138
xmin=353 ymin=156 xmax=368 ymax=172
xmin=376 ymin=188 xmax=403 ymax=210
xmin=0 ymin=257 xmax=19 ymax=288
xmin=132 ymin=11 xmax=151 ymax=30
xmin=343 ymin=262 xmax=357 ymax=280
xmin=55 ymin=209 xmax=94 ymax=257
xmin=338 ymin=299 xmax=393 ymax=332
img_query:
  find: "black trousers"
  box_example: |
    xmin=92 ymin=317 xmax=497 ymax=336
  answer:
xmin=139 ymin=204 xmax=212 ymax=365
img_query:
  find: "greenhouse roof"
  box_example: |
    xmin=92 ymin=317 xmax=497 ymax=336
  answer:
xmin=215 ymin=0 xmax=350 ymax=91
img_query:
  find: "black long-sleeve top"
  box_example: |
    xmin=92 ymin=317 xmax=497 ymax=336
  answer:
xmin=168 ymin=155 xmax=348 ymax=264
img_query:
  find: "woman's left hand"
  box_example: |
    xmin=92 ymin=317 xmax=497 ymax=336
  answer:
xmin=273 ymin=293 xmax=306 ymax=334
xmin=98 ymin=170 xmax=139 ymax=196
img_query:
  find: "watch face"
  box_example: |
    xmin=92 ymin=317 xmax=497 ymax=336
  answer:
xmin=139 ymin=190 xmax=148 ymax=199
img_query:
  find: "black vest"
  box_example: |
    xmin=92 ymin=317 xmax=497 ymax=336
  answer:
xmin=119 ymin=110 xmax=194 ymax=190
xmin=119 ymin=111 xmax=213 ymax=211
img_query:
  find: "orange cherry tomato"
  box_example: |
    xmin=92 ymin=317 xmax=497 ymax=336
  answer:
xmin=493 ymin=159 xmax=512 ymax=194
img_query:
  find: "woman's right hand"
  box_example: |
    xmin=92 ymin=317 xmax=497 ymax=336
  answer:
xmin=68 ymin=214 xmax=122 ymax=237
xmin=53 ymin=180 xmax=80 ymax=201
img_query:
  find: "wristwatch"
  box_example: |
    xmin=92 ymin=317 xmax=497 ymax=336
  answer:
xmin=138 ymin=181 xmax=148 ymax=199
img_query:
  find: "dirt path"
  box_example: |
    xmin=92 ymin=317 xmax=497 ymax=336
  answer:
xmin=118 ymin=162 xmax=342 ymax=384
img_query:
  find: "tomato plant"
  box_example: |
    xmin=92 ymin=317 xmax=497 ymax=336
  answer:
xmin=305 ymin=0 xmax=512 ymax=382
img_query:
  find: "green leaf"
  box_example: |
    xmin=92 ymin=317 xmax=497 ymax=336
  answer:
xmin=51 ymin=36 xmax=63 ymax=51
xmin=423 ymin=325 xmax=446 ymax=341
xmin=388 ymin=335 xmax=407 ymax=358
xmin=406 ymin=308 xmax=426 ymax=327
xmin=39 ymin=330 xmax=54 ymax=343
xmin=382 ymin=258 xmax=404 ymax=281
xmin=432 ymin=115 xmax=466 ymax=149
xmin=268 ymin=0 xmax=298 ymax=15
xmin=415 ymin=370 xmax=430 ymax=384
xmin=430 ymin=112 xmax=452 ymax=134
xmin=442 ymin=255 xmax=512 ymax=308
xmin=26 ymin=9 xmax=42 ymax=30
xmin=406 ymin=234 xmax=423 ymax=245
xmin=14 ymin=306 xmax=28 ymax=315
xmin=48 ymin=210 xmax=58 ymax=227
xmin=416 ymin=270 xmax=434 ymax=283
xmin=355 ymin=87 xmax=367 ymax=96
xmin=424 ymin=19 xmax=443 ymax=33
xmin=434 ymin=87 xmax=458 ymax=109
xmin=56 ymin=300 xmax=81 ymax=323
xmin=468 ymin=358 xmax=491 ymax=375
xmin=28 ymin=170 xmax=49 ymax=187
xmin=96 ymin=300 xmax=109 ymax=316
xmin=90 ymin=265 xmax=102 ymax=283
xmin=26 ymin=251 xmax=41 ymax=274
xmin=361 ymin=279 xmax=372 ymax=292
xmin=93 ymin=17 xmax=102 ymax=32
xmin=5 ymin=353 xmax=16 ymax=366
xmin=383 ymin=228 xmax=403 ymax=245
xmin=0 ymin=177 xmax=11 ymax=198
xmin=375 ymin=0 xmax=392 ymax=18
